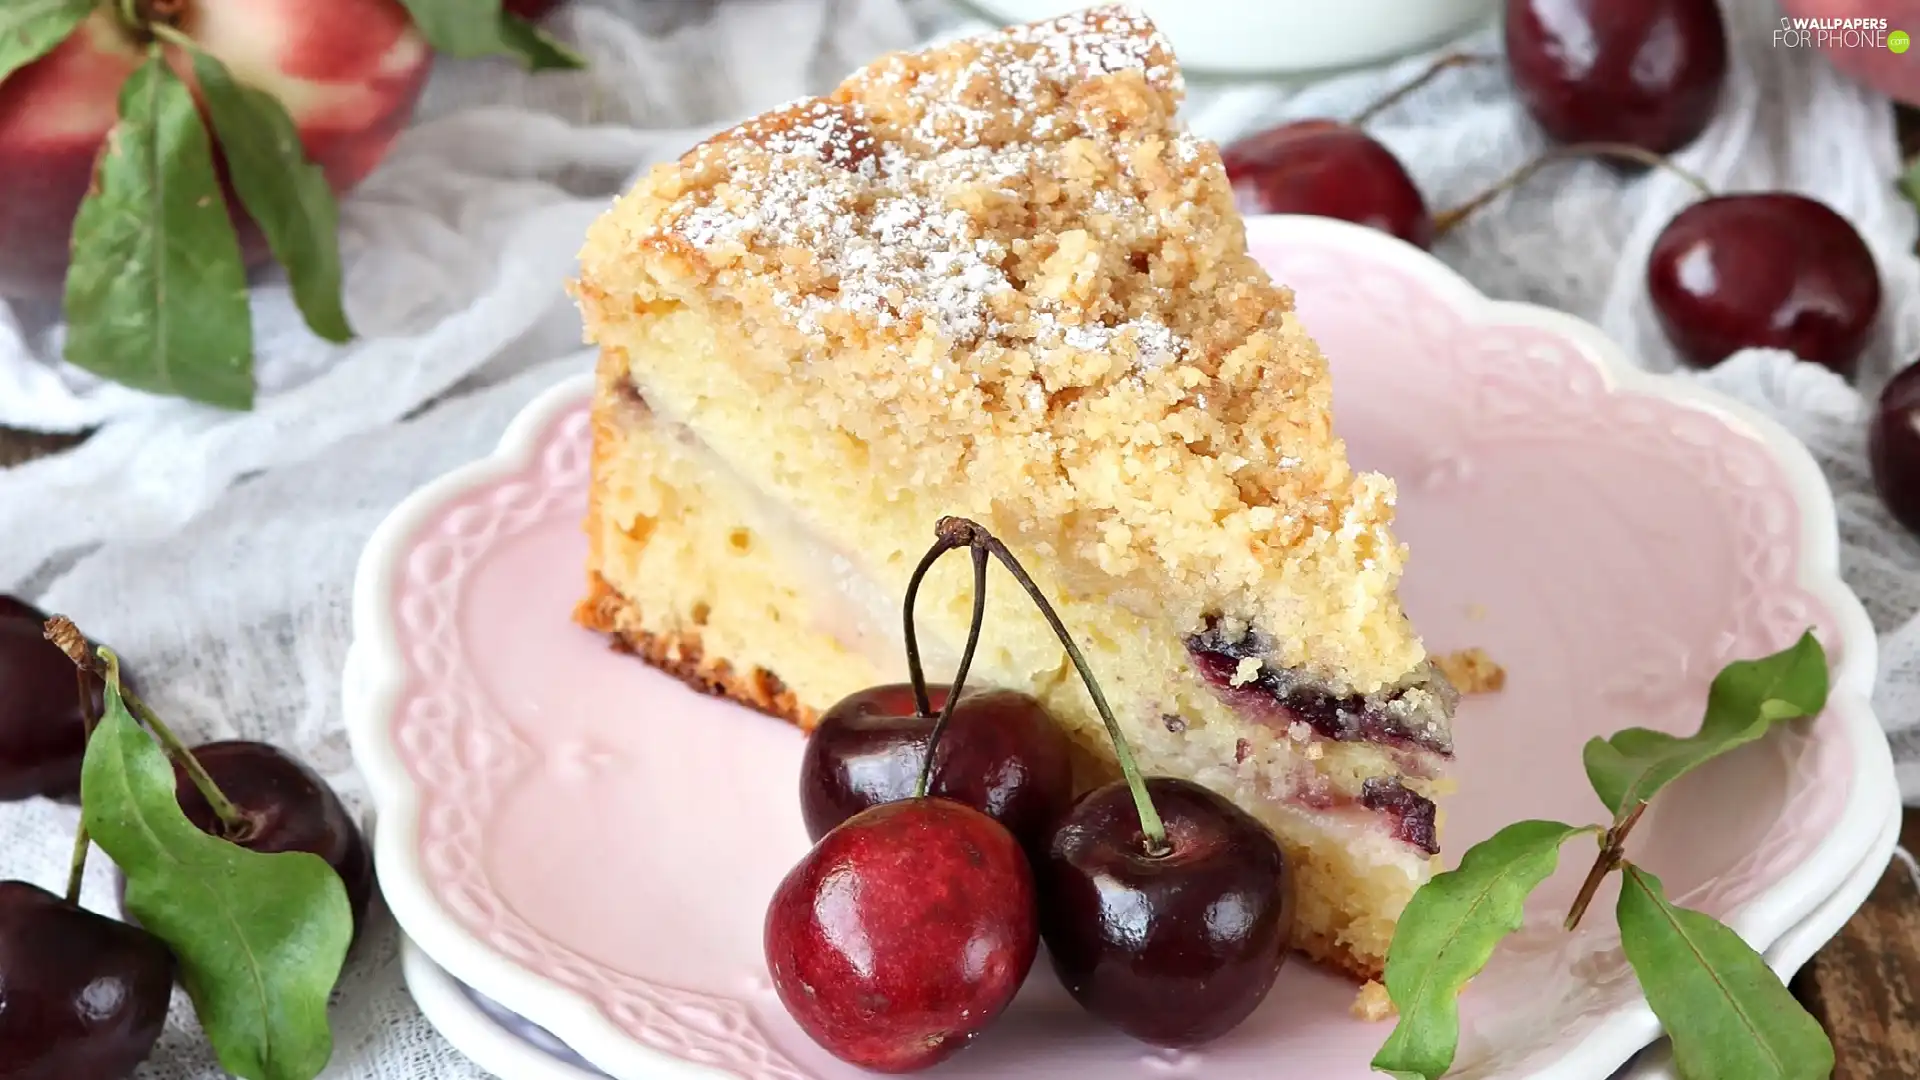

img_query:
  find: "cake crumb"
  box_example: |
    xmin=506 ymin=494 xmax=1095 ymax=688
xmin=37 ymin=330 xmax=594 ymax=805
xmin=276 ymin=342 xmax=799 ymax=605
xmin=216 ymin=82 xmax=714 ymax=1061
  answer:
xmin=1465 ymin=603 xmax=1488 ymax=622
xmin=1352 ymin=980 xmax=1396 ymax=1022
xmin=1435 ymin=648 xmax=1505 ymax=695
xmin=1230 ymin=656 xmax=1262 ymax=687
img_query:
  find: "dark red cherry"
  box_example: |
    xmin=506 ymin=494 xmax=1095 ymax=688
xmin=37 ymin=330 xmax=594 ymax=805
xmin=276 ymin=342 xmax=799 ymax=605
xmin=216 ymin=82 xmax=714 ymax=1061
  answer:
xmin=0 ymin=596 xmax=106 ymax=802
xmin=1220 ymin=121 xmax=1433 ymax=249
xmin=1870 ymin=362 xmax=1920 ymax=537
xmin=799 ymin=683 xmax=1074 ymax=859
xmin=0 ymin=880 xmax=174 ymax=1080
xmin=1505 ymin=0 xmax=1728 ymax=153
xmin=765 ymin=798 xmax=1038 ymax=1072
xmin=115 ymin=741 xmax=374 ymax=937
xmin=1038 ymin=777 xmax=1293 ymax=1048
xmin=1646 ymin=193 xmax=1880 ymax=377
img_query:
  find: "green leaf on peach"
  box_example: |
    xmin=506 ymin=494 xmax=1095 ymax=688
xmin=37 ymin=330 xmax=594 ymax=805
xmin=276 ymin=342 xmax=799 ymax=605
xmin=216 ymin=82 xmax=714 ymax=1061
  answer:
xmin=0 ymin=0 xmax=94 ymax=87
xmin=81 ymin=652 xmax=352 ymax=1080
xmin=397 ymin=0 xmax=585 ymax=70
xmin=188 ymin=47 xmax=354 ymax=344
xmin=499 ymin=11 xmax=586 ymax=71
xmin=62 ymin=50 xmax=254 ymax=409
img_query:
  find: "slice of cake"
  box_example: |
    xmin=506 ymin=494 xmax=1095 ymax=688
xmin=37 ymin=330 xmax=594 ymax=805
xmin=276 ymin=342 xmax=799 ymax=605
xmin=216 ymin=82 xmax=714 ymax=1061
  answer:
xmin=570 ymin=5 xmax=1456 ymax=981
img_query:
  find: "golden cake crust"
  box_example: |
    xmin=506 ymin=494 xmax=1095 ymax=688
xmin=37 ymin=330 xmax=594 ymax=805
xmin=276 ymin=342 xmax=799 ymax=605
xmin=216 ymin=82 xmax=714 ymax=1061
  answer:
xmin=576 ymin=570 xmax=817 ymax=730
xmin=574 ymin=4 xmax=1427 ymax=695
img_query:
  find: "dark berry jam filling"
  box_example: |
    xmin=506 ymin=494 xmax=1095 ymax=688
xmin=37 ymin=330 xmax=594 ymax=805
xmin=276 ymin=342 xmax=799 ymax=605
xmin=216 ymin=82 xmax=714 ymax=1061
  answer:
xmin=1185 ymin=620 xmax=1453 ymax=756
xmin=1359 ymin=777 xmax=1439 ymax=856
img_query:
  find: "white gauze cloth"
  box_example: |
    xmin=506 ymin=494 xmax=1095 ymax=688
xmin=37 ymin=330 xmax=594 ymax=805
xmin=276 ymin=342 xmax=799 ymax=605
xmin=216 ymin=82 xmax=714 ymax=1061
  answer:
xmin=0 ymin=1 xmax=1916 ymax=1076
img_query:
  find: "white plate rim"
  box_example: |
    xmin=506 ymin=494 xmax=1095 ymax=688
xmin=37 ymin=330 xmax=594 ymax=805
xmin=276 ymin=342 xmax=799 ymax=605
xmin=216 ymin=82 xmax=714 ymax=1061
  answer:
xmin=346 ymin=213 xmax=1899 ymax=1080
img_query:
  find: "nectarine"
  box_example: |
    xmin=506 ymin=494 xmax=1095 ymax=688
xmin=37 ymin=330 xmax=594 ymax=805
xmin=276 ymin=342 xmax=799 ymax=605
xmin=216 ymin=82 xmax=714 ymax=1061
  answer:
xmin=0 ymin=1 xmax=432 ymax=297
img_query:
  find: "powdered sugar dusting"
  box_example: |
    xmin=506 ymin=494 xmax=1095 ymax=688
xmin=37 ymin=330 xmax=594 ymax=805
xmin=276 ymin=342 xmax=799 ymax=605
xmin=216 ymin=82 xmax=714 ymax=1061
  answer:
xmin=664 ymin=4 xmax=1191 ymax=357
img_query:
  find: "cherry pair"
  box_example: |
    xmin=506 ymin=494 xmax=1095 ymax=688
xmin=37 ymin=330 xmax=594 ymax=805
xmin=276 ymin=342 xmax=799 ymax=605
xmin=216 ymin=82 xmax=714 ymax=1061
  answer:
xmin=763 ymin=519 xmax=1294 ymax=1072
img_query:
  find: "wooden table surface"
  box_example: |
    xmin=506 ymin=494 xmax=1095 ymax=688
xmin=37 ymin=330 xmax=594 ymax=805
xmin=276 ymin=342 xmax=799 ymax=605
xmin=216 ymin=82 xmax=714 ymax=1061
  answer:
xmin=7 ymin=118 xmax=1918 ymax=1080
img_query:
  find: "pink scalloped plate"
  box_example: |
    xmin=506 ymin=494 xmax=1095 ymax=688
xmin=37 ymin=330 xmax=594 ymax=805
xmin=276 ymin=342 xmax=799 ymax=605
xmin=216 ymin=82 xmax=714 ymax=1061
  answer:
xmin=346 ymin=215 xmax=1897 ymax=1080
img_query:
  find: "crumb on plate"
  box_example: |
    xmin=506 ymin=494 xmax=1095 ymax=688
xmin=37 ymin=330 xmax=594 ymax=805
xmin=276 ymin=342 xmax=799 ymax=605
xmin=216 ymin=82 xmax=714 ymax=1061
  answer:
xmin=1352 ymin=979 xmax=1396 ymax=1022
xmin=1435 ymin=647 xmax=1505 ymax=695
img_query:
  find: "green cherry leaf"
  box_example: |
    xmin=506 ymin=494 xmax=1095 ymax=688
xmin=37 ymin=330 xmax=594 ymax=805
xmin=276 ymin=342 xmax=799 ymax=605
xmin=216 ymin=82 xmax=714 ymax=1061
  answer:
xmin=0 ymin=0 xmax=93 ymax=86
xmin=62 ymin=50 xmax=254 ymax=410
xmin=80 ymin=655 xmax=352 ymax=1080
xmin=1583 ymin=631 xmax=1828 ymax=820
xmin=1372 ymin=820 xmax=1597 ymax=1080
xmin=1617 ymin=865 xmax=1834 ymax=1080
xmin=396 ymin=0 xmax=585 ymax=70
xmin=187 ymin=47 xmax=353 ymax=343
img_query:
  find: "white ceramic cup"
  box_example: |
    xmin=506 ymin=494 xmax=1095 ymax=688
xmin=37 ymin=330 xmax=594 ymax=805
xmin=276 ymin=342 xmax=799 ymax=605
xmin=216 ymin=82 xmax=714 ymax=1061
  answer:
xmin=963 ymin=0 xmax=1500 ymax=76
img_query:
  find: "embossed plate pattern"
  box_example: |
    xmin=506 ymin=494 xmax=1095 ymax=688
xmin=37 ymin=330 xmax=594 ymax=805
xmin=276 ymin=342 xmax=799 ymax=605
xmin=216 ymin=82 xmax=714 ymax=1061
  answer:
xmin=348 ymin=215 xmax=1897 ymax=1080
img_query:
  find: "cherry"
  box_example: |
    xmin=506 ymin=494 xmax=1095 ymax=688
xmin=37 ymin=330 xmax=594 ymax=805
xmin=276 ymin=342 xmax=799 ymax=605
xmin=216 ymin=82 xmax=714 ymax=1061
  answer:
xmin=0 ymin=880 xmax=174 ymax=1080
xmin=1038 ymin=777 xmax=1292 ymax=1047
xmin=1870 ymin=362 xmax=1920 ymax=537
xmin=1647 ymin=194 xmax=1881 ymax=377
xmin=113 ymin=741 xmax=374 ymax=938
xmin=798 ymin=683 xmax=1074 ymax=857
xmin=763 ymin=798 xmax=1038 ymax=1072
xmin=0 ymin=596 xmax=105 ymax=802
xmin=1504 ymin=0 xmax=1728 ymax=154
xmin=1221 ymin=121 xmax=1433 ymax=250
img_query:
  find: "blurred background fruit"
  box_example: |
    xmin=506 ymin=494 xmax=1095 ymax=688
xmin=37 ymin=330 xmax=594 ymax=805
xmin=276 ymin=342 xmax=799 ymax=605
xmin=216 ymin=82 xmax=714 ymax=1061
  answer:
xmin=0 ymin=0 xmax=433 ymax=298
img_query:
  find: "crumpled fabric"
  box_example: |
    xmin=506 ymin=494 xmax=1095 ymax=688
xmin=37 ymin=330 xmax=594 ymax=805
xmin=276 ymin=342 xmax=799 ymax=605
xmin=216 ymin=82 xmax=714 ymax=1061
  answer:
xmin=0 ymin=1 xmax=1914 ymax=1076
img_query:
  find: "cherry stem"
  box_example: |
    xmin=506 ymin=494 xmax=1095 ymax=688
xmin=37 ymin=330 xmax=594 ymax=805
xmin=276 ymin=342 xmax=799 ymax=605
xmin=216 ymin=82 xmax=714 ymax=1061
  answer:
xmin=934 ymin=517 xmax=1170 ymax=856
xmin=1564 ymin=800 xmax=1648 ymax=931
xmin=62 ymin=665 xmax=99 ymax=906
xmin=901 ymin=538 xmax=960 ymax=720
xmin=43 ymin=617 xmax=251 ymax=837
xmin=1348 ymin=52 xmax=1494 ymax=129
xmin=1432 ymin=142 xmax=1717 ymax=239
xmin=911 ymin=545 xmax=991 ymax=800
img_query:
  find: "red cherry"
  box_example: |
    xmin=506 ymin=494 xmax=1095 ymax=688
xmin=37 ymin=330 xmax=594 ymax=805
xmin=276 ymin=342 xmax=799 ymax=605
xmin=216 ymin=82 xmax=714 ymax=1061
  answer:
xmin=1870 ymin=361 xmax=1920 ymax=537
xmin=1646 ymin=193 xmax=1881 ymax=376
xmin=1220 ymin=121 xmax=1433 ymax=249
xmin=0 ymin=597 xmax=107 ymax=803
xmin=1504 ymin=0 xmax=1728 ymax=153
xmin=1038 ymin=777 xmax=1293 ymax=1047
xmin=798 ymin=683 xmax=1074 ymax=859
xmin=764 ymin=799 xmax=1037 ymax=1072
xmin=0 ymin=881 xmax=174 ymax=1079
